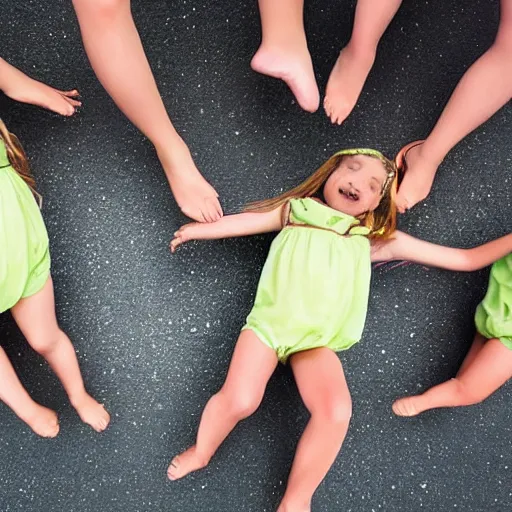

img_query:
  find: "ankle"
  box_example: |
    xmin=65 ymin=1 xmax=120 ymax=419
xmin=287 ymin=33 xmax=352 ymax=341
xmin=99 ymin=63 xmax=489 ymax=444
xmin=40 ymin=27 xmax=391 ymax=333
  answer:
xmin=279 ymin=494 xmax=311 ymax=512
xmin=69 ymin=388 xmax=89 ymax=407
xmin=344 ymin=39 xmax=377 ymax=64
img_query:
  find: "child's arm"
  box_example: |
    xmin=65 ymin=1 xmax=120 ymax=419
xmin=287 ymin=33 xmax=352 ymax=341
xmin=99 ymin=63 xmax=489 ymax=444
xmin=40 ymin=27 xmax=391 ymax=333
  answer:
xmin=170 ymin=206 xmax=283 ymax=252
xmin=371 ymin=231 xmax=512 ymax=271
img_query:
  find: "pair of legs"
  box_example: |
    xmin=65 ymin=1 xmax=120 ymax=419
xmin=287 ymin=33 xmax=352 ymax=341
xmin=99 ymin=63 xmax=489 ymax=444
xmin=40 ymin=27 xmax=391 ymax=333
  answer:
xmin=71 ymin=0 xmax=222 ymax=223
xmin=0 ymin=277 xmax=110 ymax=437
xmin=168 ymin=330 xmax=352 ymax=512
xmin=253 ymin=0 xmax=512 ymax=211
xmin=251 ymin=0 xmax=402 ymax=116
xmin=0 ymin=57 xmax=81 ymax=116
xmin=393 ymin=333 xmax=512 ymax=416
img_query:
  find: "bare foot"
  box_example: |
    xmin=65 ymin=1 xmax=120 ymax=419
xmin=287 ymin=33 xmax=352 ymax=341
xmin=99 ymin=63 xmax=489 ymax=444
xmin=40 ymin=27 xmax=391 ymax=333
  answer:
xmin=71 ymin=392 xmax=110 ymax=432
xmin=395 ymin=143 xmax=440 ymax=213
xmin=157 ymin=140 xmax=222 ymax=223
xmin=0 ymin=58 xmax=81 ymax=116
xmin=251 ymin=43 xmax=319 ymax=113
xmin=324 ymin=45 xmax=375 ymax=125
xmin=392 ymin=396 xmax=425 ymax=417
xmin=167 ymin=446 xmax=209 ymax=481
xmin=22 ymin=404 xmax=60 ymax=438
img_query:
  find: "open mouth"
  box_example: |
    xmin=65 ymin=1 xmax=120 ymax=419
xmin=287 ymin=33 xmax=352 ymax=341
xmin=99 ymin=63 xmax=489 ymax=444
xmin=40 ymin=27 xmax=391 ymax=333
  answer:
xmin=339 ymin=187 xmax=359 ymax=202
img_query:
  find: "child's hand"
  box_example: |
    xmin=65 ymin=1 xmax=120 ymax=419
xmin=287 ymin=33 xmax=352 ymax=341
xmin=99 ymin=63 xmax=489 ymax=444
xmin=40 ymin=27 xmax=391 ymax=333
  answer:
xmin=170 ymin=223 xmax=199 ymax=253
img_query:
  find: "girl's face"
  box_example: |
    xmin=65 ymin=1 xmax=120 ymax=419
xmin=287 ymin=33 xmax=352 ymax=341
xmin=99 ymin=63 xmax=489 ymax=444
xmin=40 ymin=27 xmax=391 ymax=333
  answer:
xmin=323 ymin=155 xmax=388 ymax=217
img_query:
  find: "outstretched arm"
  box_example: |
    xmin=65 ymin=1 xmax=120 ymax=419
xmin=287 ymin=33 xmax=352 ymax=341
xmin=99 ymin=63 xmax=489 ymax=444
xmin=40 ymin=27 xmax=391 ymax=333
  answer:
xmin=371 ymin=231 xmax=512 ymax=271
xmin=170 ymin=206 xmax=283 ymax=252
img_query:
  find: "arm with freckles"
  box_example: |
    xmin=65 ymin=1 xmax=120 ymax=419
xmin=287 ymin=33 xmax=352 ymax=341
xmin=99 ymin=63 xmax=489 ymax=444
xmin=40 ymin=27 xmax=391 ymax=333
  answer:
xmin=170 ymin=206 xmax=284 ymax=252
xmin=370 ymin=230 xmax=512 ymax=271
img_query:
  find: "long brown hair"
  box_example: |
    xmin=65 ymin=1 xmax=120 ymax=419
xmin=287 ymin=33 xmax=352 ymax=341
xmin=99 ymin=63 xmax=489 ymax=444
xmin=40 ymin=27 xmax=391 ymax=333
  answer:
xmin=246 ymin=149 xmax=398 ymax=239
xmin=0 ymin=119 xmax=40 ymax=204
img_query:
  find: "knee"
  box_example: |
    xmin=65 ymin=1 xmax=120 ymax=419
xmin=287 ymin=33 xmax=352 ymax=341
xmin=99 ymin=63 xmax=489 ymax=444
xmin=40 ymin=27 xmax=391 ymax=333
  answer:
xmin=453 ymin=379 xmax=485 ymax=406
xmin=72 ymin=0 xmax=127 ymax=18
xmin=29 ymin=328 xmax=63 ymax=356
xmin=313 ymin=396 xmax=352 ymax=426
xmin=220 ymin=389 xmax=262 ymax=421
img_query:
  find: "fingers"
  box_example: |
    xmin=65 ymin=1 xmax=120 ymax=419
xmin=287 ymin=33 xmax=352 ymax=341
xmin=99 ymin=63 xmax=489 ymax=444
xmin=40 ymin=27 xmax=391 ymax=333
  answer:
xmin=170 ymin=234 xmax=183 ymax=253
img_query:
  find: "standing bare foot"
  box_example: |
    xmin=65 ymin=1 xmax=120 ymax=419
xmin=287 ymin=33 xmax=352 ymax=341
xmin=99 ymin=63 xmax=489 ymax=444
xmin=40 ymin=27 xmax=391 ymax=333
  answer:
xmin=395 ymin=143 xmax=441 ymax=213
xmin=392 ymin=395 xmax=425 ymax=417
xmin=21 ymin=403 xmax=60 ymax=438
xmin=324 ymin=45 xmax=376 ymax=125
xmin=0 ymin=58 xmax=81 ymax=116
xmin=71 ymin=392 xmax=110 ymax=432
xmin=157 ymin=139 xmax=222 ymax=223
xmin=167 ymin=446 xmax=209 ymax=481
xmin=251 ymin=43 xmax=319 ymax=113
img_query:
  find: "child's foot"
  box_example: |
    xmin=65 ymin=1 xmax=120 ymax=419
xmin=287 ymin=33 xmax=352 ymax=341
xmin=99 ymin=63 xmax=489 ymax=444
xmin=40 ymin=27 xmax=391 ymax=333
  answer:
xmin=0 ymin=59 xmax=81 ymax=116
xmin=22 ymin=404 xmax=60 ymax=438
xmin=251 ymin=43 xmax=319 ymax=113
xmin=392 ymin=396 xmax=425 ymax=417
xmin=395 ymin=143 xmax=440 ymax=213
xmin=157 ymin=140 xmax=223 ymax=223
xmin=167 ymin=446 xmax=209 ymax=481
xmin=324 ymin=45 xmax=375 ymax=125
xmin=71 ymin=392 xmax=110 ymax=432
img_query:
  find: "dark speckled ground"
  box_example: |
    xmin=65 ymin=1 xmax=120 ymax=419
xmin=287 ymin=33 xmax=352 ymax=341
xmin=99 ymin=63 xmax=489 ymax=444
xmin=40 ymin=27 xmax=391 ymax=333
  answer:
xmin=0 ymin=1 xmax=510 ymax=511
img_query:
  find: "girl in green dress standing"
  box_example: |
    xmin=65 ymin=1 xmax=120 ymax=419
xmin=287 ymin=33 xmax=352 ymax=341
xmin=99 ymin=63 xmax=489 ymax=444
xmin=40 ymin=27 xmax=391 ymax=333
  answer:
xmin=168 ymin=148 xmax=511 ymax=512
xmin=0 ymin=121 xmax=110 ymax=437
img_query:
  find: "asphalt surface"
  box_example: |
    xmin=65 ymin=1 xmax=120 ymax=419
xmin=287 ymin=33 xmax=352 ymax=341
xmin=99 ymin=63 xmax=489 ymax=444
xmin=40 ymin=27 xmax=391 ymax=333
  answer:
xmin=0 ymin=1 xmax=510 ymax=511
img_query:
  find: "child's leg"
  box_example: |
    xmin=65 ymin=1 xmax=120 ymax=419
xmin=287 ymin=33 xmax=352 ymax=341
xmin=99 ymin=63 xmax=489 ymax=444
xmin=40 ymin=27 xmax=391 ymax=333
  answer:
xmin=456 ymin=333 xmax=486 ymax=377
xmin=71 ymin=0 xmax=222 ymax=223
xmin=0 ymin=57 xmax=81 ymax=116
xmin=0 ymin=346 xmax=59 ymax=437
xmin=393 ymin=336 xmax=512 ymax=417
xmin=324 ymin=0 xmax=403 ymax=124
xmin=168 ymin=329 xmax=277 ymax=480
xmin=250 ymin=0 xmax=319 ymax=113
xmin=277 ymin=348 xmax=351 ymax=512
xmin=396 ymin=0 xmax=512 ymax=212
xmin=10 ymin=277 xmax=110 ymax=432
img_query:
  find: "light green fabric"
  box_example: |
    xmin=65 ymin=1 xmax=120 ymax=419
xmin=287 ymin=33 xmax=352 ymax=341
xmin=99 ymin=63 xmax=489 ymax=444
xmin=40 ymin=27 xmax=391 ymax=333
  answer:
xmin=474 ymin=254 xmax=512 ymax=350
xmin=243 ymin=197 xmax=372 ymax=363
xmin=0 ymin=140 xmax=50 ymax=313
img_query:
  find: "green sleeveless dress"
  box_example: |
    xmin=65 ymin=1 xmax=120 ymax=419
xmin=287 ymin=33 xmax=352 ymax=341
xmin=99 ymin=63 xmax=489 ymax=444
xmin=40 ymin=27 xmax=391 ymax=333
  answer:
xmin=0 ymin=139 xmax=50 ymax=313
xmin=474 ymin=254 xmax=512 ymax=349
xmin=243 ymin=197 xmax=372 ymax=363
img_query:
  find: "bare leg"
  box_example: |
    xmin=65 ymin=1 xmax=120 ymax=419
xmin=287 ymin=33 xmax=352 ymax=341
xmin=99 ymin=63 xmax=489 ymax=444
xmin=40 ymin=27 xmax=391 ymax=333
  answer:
xmin=393 ymin=337 xmax=512 ymax=416
xmin=396 ymin=0 xmax=512 ymax=212
xmin=10 ymin=277 xmax=110 ymax=432
xmin=0 ymin=57 xmax=81 ymax=116
xmin=251 ymin=0 xmax=319 ymax=112
xmin=167 ymin=330 xmax=278 ymax=480
xmin=324 ymin=0 xmax=403 ymax=124
xmin=277 ymin=349 xmax=351 ymax=512
xmin=0 ymin=346 xmax=59 ymax=437
xmin=456 ymin=333 xmax=486 ymax=377
xmin=72 ymin=0 xmax=222 ymax=222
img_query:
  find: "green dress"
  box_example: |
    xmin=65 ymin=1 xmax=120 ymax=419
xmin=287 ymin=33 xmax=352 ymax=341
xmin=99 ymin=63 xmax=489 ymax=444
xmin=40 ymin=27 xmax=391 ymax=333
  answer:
xmin=243 ymin=197 xmax=372 ymax=363
xmin=474 ymin=254 xmax=512 ymax=349
xmin=0 ymin=139 xmax=50 ymax=313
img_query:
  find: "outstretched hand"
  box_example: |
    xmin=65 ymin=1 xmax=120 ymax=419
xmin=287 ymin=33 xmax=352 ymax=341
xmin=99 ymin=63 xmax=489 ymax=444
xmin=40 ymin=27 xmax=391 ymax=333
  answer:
xmin=170 ymin=223 xmax=199 ymax=253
